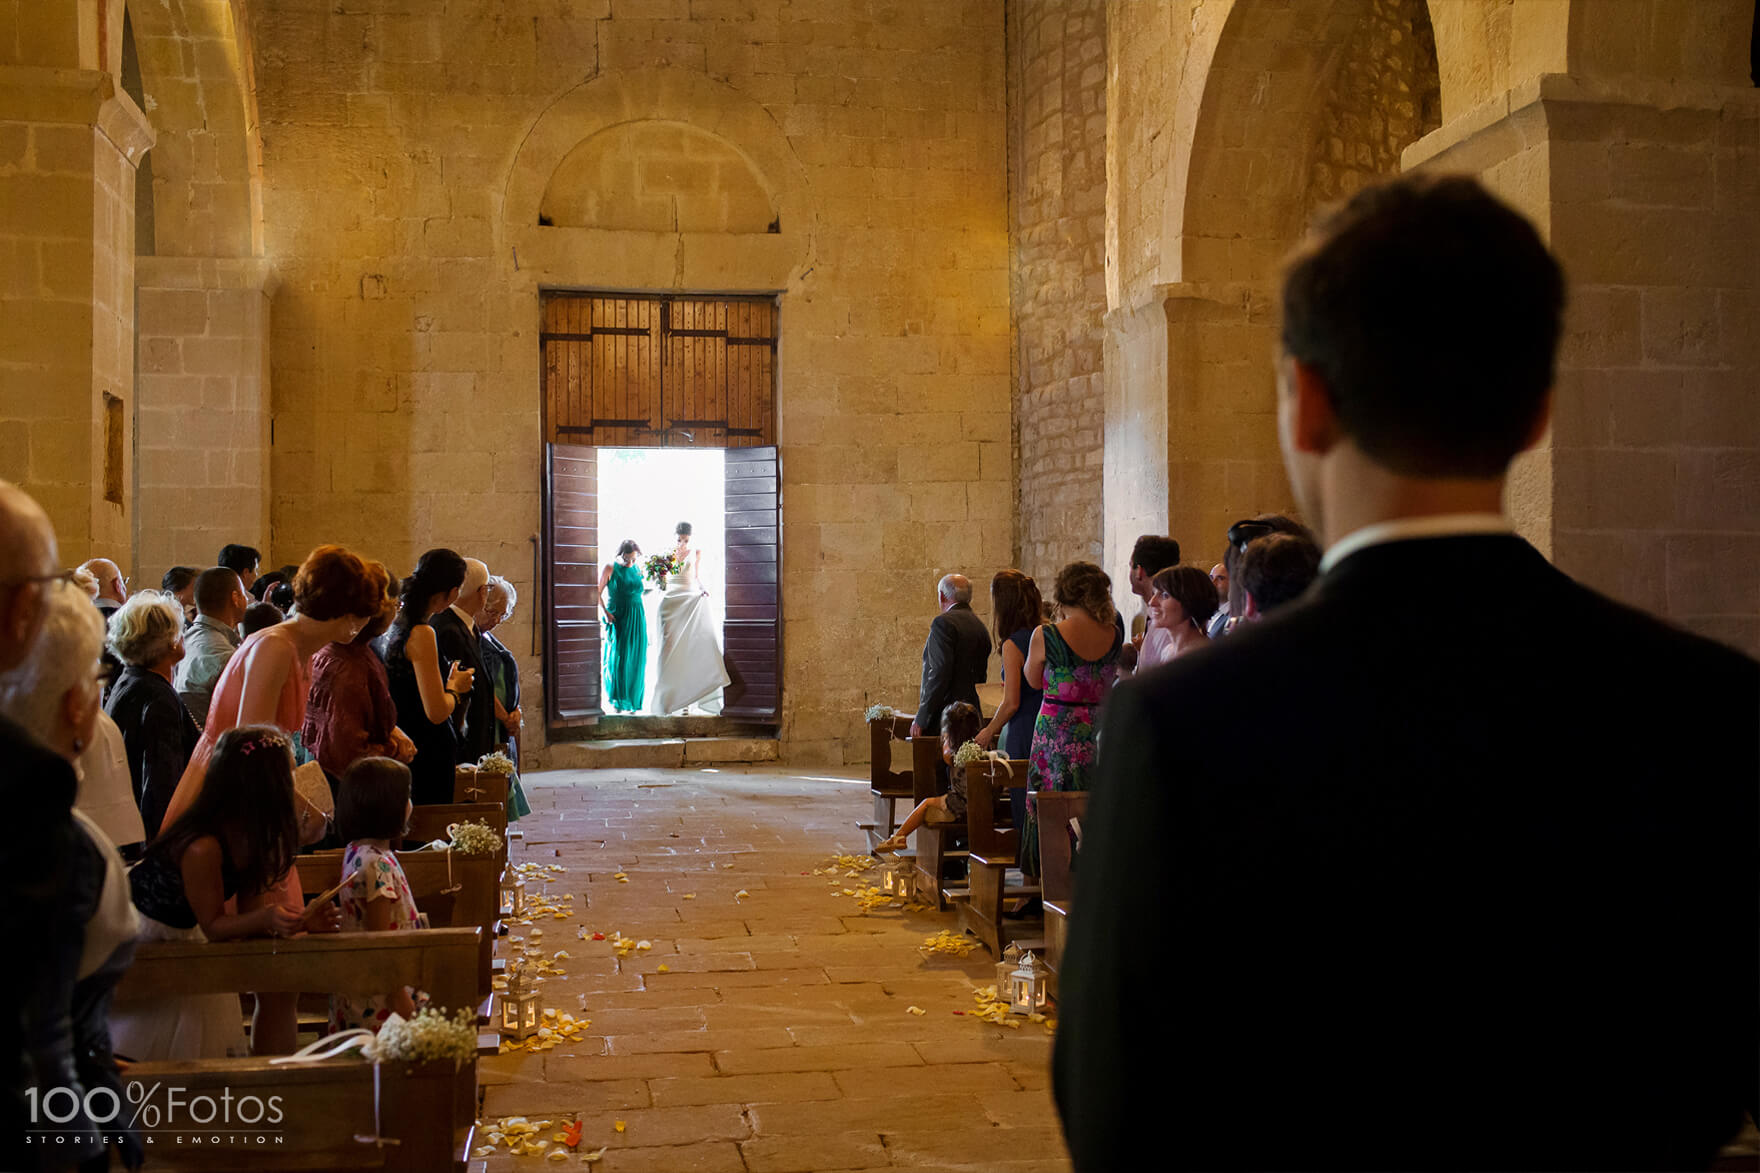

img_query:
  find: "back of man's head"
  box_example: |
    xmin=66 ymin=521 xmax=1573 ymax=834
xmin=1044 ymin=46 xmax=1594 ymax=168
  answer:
xmin=460 ymin=558 xmax=490 ymax=600
xmin=1238 ymin=533 xmax=1322 ymax=616
xmin=1223 ymin=514 xmax=1315 ymax=614
xmin=1129 ymin=535 xmax=1182 ymax=577
xmin=194 ymin=567 xmax=242 ymax=618
xmin=1281 ymin=173 xmax=1564 ymax=478
xmin=217 ymin=543 xmax=260 ymax=575
xmin=0 ymin=480 xmax=59 ymax=672
xmin=937 ymin=574 xmax=972 ymax=606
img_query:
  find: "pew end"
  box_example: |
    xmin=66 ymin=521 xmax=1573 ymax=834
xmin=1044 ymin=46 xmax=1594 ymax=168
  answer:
xmin=1034 ymin=790 xmax=1089 ymax=981
xmin=955 ymin=759 xmax=1042 ymax=956
xmin=865 ymin=715 xmax=917 ymax=849
xmin=120 ymin=1054 xmax=477 ymax=1171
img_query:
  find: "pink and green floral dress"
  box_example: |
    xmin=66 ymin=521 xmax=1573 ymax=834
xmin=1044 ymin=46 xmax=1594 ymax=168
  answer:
xmin=1022 ymin=622 xmax=1121 ymax=876
xmin=328 ymin=841 xmax=423 ymax=1033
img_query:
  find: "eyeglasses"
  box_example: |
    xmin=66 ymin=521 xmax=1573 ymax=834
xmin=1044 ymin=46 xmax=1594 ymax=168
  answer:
xmin=1226 ymin=520 xmax=1277 ymax=553
xmin=0 ymin=570 xmax=78 ymax=591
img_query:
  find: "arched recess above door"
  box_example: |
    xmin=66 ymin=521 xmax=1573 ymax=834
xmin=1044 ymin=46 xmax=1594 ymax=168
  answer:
xmin=503 ymin=68 xmax=815 ymax=291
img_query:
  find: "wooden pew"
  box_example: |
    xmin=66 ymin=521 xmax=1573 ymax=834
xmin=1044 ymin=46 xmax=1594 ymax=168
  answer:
xmin=302 ymin=848 xmax=502 ymax=999
xmin=115 ymin=928 xmax=485 ymax=1028
xmin=406 ymin=803 xmax=508 ymax=877
xmin=905 ymin=741 xmax=970 ymax=911
xmin=120 ymin=1054 xmax=476 ymax=1171
xmin=862 ymin=714 xmax=916 ymax=849
xmin=451 ymin=764 xmax=510 ymax=806
xmin=1035 ymin=789 xmax=1089 ymax=982
xmin=955 ymin=759 xmax=1042 ymax=956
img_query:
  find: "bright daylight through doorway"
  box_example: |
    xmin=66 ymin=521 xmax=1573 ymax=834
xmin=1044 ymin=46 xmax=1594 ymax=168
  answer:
xmin=597 ymin=447 xmax=726 ymax=716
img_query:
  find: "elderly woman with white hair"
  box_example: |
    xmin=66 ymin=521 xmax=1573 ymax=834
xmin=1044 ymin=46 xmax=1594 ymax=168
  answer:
xmin=0 ymin=579 xmax=145 ymax=1169
xmin=476 ymin=575 xmax=531 ymax=819
xmin=103 ymin=589 xmax=200 ymax=838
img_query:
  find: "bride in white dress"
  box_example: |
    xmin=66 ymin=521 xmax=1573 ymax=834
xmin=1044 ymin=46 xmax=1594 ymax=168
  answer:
xmin=654 ymin=521 xmax=729 ymax=715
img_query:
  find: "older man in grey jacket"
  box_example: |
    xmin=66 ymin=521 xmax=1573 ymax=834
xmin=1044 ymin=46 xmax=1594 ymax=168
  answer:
xmin=909 ymin=573 xmax=991 ymax=738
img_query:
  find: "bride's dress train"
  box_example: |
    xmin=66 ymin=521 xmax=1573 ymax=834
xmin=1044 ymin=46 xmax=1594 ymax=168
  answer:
xmin=654 ymin=556 xmax=729 ymax=715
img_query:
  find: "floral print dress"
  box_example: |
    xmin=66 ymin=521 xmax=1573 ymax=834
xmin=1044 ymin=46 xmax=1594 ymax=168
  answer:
xmin=1022 ymin=622 xmax=1121 ymax=877
xmin=328 ymin=841 xmax=423 ymax=1033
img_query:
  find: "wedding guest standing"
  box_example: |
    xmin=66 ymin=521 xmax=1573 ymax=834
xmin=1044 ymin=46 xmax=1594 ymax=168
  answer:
xmin=434 ymin=557 xmax=495 ymax=762
xmin=217 ymin=543 xmax=260 ymax=593
xmin=160 ymin=544 xmax=381 ymax=1055
xmin=600 ymin=540 xmax=647 ymax=714
xmin=103 ymin=590 xmax=200 ymax=838
xmin=161 ymin=566 xmax=198 ymax=622
xmin=1144 ymin=566 xmax=1219 ymax=665
xmin=377 ymin=549 xmax=475 ymax=805
xmin=910 ymin=573 xmax=991 ymax=738
xmin=1021 ymin=561 xmax=1121 ymax=877
xmin=304 ymin=561 xmax=414 ymax=777
xmin=477 ymin=575 xmax=532 ymax=820
xmin=177 ymin=567 xmax=248 ymax=727
xmin=0 ymin=572 xmax=144 ymax=1171
xmin=973 ymin=570 xmax=1045 ymax=846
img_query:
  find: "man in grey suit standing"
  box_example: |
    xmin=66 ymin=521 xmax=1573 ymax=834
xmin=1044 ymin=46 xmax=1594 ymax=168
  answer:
xmin=909 ymin=573 xmax=991 ymax=738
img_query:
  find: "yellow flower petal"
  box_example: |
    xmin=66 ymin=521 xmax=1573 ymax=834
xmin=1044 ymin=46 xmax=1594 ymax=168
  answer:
xmin=614 ymin=1120 xmax=626 ymax=1133
xmin=657 ymin=963 xmax=670 ymax=973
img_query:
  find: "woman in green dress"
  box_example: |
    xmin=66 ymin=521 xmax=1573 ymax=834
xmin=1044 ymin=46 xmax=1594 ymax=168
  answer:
xmin=599 ymin=540 xmax=648 ymax=713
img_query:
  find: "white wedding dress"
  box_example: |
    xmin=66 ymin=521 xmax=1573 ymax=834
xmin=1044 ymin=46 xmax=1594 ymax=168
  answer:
xmin=654 ymin=549 xmax=729 ymax=716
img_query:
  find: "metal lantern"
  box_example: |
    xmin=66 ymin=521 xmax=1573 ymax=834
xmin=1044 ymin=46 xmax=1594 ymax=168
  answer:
xmin=994 ymin=941 xmax=1023 ymax=993
xmin=499 ymin=962 xmax=544 ymax=1040
xmin=1007 ymin=951 xmax=1051 ymax=1016
xmin=499 ymin=869 xmax=526 ymax=918
xmin=881 ymin=858 xmax=914 ymax=899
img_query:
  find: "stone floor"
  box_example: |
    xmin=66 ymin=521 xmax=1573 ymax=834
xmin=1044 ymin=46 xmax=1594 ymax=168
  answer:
xmin=475 ymin=765 xmax=1073 ymax=1173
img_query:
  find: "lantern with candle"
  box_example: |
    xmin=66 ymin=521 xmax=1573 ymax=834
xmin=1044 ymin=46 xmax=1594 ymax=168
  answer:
xmin=1007 ymin=951 xmax=1051 ymax=1016
xmin=498 ymin=961 xmax=544 ymax=1040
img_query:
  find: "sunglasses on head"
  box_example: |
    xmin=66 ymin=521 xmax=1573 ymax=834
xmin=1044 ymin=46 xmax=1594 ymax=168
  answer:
xmin=1226 ymin=520 xmax=1277 ymax=552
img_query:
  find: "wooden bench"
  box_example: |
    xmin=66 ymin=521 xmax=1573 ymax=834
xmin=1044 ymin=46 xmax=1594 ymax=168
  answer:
xmin=1035 ymin=789 xmax=1088 ymax=982
xmin=120 ymin=1054 xmax=476 ymax=1171
xmin=301 ymin=849 xmax=502 ymax=1000
xmin=406 ymin=803 xmax=509 ymax=878
xmin=954 ymin=758 xmax=1042 ymax=956
xmin=115 ymin=928 xmax=485 ymax=1030
xmin=860 ymin=716 xmax=942 ymax=853
xmin=451 ymin=764 xmax=510 ymax=806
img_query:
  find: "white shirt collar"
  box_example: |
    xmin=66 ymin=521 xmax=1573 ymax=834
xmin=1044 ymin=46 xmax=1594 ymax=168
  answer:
xmin=450 ymin=603 xmax=478 ymax=633
xmin=1320 ymin=513 xmax=1513 ymax=574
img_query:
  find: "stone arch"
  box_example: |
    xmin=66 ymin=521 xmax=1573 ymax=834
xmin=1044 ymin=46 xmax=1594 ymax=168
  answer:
xmin=125 ymin=0 xmax=264 ymax=257
xmin=503 ymin=68 xmax=813 ymax=290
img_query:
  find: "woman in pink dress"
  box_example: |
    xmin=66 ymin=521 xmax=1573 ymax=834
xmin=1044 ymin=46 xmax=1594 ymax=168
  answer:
xmin=159 ymin=544 xmax=384 ymax=1052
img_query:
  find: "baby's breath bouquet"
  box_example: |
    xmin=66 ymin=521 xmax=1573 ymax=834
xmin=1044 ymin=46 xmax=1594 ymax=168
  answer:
xmin=864 ymin=704 xmax=898 ymax=723
xmin=365 ymin=1006 xmax=477 ymax=1066
xmin=952 ymin=740 xmax=986 ymax=768
xmin=642 ymin=552 xmax=682 ymax=585
xmin=448 ymin=819 xmax=503 ymax=857
xmin=477 ymin=750 xmax=516 ymax=777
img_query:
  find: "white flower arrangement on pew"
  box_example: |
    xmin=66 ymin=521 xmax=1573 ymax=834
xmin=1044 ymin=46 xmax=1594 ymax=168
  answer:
xmin=953 ymin=740 xmax=1016 ymax=776
xmin=447 ymin=819 xmax=503 ymax=857
xmin=864 ymin=704 xmax=898 ymax=723
xmin=365 ymin=1006 xmax=478 ymax=1067
xmin=477 ymin=750 xmax=516 ymax=777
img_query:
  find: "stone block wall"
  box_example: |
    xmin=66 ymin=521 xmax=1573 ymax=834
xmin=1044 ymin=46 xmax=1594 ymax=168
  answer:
xmin=135 ymin=258 xmax=271 ymax=583
xmin=252 ymin=0 xmax=1012 ymax=765
xmin=1007 ymin=0 xmax=1108 ymax=586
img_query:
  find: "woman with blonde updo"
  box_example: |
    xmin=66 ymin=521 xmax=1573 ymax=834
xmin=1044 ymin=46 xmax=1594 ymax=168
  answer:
xmin=1021 ymin=561 xmax=1123 ymax=877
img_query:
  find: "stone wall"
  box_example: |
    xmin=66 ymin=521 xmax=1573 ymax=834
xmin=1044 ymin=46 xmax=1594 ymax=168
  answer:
xmin=1007 ymin=0 xmax=1107 ymax=585
xmin=251 ymin=0 xmax=1012 ymax=765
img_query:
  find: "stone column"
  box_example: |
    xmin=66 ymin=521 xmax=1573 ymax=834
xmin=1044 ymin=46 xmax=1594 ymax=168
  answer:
xmin=0 ymin=67 xmax=153 ymax=564
xmin=1406 ymin=74 xmax=1760 ymax=654
xmin=134 ymin=257 xmax=275 ymax=584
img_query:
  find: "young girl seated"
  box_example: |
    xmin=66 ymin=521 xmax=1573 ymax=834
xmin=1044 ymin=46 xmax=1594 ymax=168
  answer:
xmin=329 ymin=756 xmax=424 ymax=1032
xmin=111 ymin=725 xmax=340 ymax=1060
xmin=876 ymin=702 xmax=983 ymax=853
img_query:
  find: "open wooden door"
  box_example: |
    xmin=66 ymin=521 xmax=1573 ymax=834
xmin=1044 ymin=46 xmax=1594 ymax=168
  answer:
xmin=722 ymin=446 xmax=779 ymax=721
xmin=545 ymin=443 xmax=601 ymax=729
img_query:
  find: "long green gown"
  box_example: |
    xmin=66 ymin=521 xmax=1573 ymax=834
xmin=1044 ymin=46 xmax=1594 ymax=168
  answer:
xmin=604 ymin=561 xmax=647 ymax=713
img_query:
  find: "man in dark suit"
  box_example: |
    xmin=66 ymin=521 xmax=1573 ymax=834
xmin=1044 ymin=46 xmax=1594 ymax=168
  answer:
xmin=910 ymin=573 xmax=991 ymax=737
xmin=431 ymin=556 xmax=497 ymax=764
xmin=1054 ymin=175 xmax=1759 ymax=1172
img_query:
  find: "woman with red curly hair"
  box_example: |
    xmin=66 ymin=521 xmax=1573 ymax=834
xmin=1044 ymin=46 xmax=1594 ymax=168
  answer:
xmin=158 ymin=544 xmax=382 ymax=1053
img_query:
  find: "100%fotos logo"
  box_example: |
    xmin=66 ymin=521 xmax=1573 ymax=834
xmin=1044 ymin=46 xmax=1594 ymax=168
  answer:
xmin=27 ymin=1082 xmax=286 ymax=1130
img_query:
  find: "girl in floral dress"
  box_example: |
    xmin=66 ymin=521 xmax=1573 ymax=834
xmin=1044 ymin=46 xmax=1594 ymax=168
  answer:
xmin=329 ymin=757 xmax=424 ymax=1033
xmin=1021 ymin=562 xmax=1123 ymax=877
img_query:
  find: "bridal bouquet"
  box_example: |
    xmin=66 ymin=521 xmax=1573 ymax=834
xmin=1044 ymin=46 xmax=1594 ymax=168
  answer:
xmin=642 ymin=552 xmax=682 ymax=584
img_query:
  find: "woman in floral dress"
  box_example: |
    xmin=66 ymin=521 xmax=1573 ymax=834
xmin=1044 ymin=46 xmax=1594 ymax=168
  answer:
xmin=1021 ymin=561 xmax=1123 ymax=877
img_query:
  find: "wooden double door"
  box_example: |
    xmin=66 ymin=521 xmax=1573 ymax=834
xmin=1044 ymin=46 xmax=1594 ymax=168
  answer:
xmin=540 ymin=293 xmax=780 ymax=731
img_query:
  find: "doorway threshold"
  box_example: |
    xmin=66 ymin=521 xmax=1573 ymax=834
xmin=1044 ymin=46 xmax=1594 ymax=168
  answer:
xmin=543 ymin=736 xmax=778 ymax=770
xmin=552 ymin=715 xmax=777 ymax=741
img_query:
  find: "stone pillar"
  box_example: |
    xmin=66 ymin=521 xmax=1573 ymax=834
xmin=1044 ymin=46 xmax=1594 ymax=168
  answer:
xmin=0 ymin=67 xmax=153 ymax=564
xmin=134 ymin=257 xmax=275 ymax=584
xmin=1406 ymin=75 xmax=1760 ymax=654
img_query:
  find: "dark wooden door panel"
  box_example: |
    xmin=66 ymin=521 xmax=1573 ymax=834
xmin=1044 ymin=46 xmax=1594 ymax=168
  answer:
xmin=545 ymin=443 xmax=601 ymax=728
xmin=721 ymin=445 xmax=779 ymax=721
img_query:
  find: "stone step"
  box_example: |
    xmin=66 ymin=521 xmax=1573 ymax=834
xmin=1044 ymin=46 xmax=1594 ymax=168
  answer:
xmin=544 ymin=737 xmax=779 ymax=770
